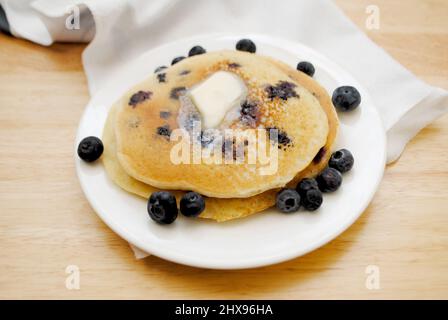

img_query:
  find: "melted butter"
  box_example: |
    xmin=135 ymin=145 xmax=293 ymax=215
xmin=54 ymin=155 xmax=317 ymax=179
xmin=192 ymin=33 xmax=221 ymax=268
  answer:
xmin=188 ymin=71 xmax=247 ymax=129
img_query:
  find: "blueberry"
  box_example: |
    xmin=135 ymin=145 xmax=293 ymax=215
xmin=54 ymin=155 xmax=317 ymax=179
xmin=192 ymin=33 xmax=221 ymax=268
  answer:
xmin=180 ymin=192 xmax=205 ymax=217
xmin=199 ymin=130 xmax=215 ymax=147
xmin=241 ymin=101 xmax=257 ymax=118
xmin=147 ymin=191 xmax=178 ymax=224
xmin=296 ymin=178 xmax=319 ymax=197
xmin=157 ymin=73 xmax=166 ymax=83
xmin=276 ymin=189 xmax=301 ymax=213
xmin=171 ymin=56 xmax=185 ymax=65
xmin=77 ymin=136 xmax=103 ymax=162
xmin=236 ymin=39 xmax=256 ymax=53
xmin=301 ymin=189 xmax=323 ymax=211
xmin=156 ymin=125 xmax=171 ymax=138
xmin=129 ymin=90 xmax=152 ymax=107
xmin=332 ymin=86 xmax=361 ymax=112
xmin=170 ymin=86 xmax=187 ymax=100
xmin=188 ymin=45 xmax=206 ymax=57
xmin=316 ymin=167 xmax=342 ymax=192
xmin=159 ymin=111 xmax=171 ymax=119
xmin=329 ymin=149 xmax=354 ymax=173
xmin=266 ymin=127 xmax=291 ymax=147
xmin=154 ymin=65 xmax=167 ymax=73
xmin=265 ymin=81 xmax=298 ymax=100
xmin=296 ymin=61 xmax=315 ymax=77
xmin=228 ymin=62 xmax=241 ymax=69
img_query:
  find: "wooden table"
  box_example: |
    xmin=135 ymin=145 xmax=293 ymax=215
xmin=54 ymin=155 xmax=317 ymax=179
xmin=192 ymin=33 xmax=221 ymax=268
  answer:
xmin=1 ymin=0 xmax=447 ymax=299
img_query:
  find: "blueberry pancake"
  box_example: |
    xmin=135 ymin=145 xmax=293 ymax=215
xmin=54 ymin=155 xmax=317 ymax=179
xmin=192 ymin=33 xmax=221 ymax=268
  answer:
xmin=103 ymin=54 xmax=338 ymax=221
xmin=114 ymin=50 xmax=329 ymax=198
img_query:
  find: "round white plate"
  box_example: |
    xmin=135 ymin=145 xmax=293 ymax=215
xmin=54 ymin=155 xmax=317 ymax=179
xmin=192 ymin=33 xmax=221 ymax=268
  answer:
xmin=75 ymin=34 xmax=386 ymax=269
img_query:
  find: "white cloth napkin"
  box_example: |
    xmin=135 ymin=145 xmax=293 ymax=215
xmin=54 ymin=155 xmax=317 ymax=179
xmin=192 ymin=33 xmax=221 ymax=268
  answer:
xmin=2 ymin=0 xmax=447 ymax=258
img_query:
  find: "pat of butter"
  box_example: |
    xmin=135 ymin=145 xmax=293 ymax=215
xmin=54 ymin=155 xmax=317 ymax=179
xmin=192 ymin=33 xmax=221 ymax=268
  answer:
xmin=188 ymin=71 xmax=247 ymax=128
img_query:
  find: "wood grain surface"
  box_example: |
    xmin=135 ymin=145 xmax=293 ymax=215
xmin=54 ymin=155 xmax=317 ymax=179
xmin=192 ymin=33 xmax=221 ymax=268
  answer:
xmin=0 ymin=0 xmax=447 ymax=299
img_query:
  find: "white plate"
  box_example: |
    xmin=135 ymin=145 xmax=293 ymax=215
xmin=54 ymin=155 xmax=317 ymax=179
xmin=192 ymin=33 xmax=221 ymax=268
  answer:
xmin=75 ymin=34 xmax=386 ymax=269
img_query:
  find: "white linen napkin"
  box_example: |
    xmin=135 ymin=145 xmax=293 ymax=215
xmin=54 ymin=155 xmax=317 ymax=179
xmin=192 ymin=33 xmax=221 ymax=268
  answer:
xmin=2 ymin=0 xmax=447 ymax=258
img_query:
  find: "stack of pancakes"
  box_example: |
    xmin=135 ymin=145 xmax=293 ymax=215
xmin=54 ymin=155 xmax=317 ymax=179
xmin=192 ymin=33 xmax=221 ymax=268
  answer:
xmin=102 ymin=50 xmax=338 ymax=222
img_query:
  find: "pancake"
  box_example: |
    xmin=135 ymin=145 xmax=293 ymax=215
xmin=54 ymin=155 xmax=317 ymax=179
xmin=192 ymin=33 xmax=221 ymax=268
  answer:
xmin=102 ymin=54 xmax=338 ymax=222
xmin=114 ymin=50 xmax=329 ymax=198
